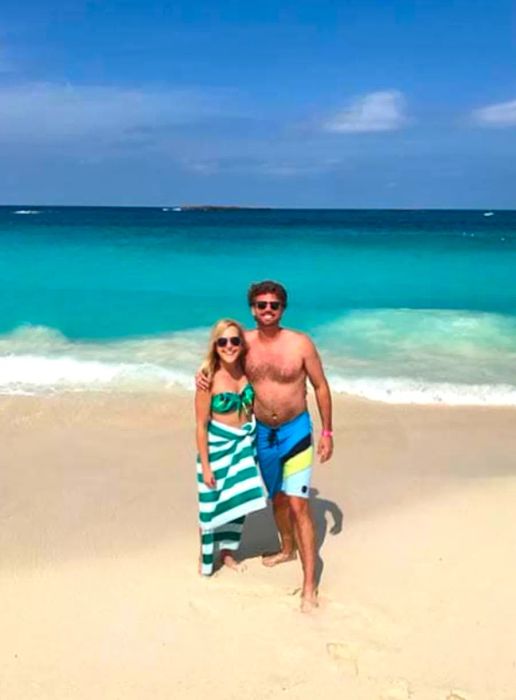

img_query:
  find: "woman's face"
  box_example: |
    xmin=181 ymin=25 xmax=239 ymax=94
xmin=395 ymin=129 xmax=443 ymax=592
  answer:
xmin=215 ymin=325 xmax=243 ymax=365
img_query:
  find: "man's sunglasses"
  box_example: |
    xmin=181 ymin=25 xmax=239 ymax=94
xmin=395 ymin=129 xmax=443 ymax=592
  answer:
xmin=254 ymin=301 xmax=282 ymax=311
xmin=216 ymin=336 xmax=242 ymax=348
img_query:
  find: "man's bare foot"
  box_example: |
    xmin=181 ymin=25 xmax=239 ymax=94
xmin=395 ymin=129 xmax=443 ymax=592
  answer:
xmin=300 ymin=590 xmax=319 ymax=613
xmin=220 ymin=551 xmax=246 ymax=572
xmin=262 ymin=551 xmax=297 ymax=567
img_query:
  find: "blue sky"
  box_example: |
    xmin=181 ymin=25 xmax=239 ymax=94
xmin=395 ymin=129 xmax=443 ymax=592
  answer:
xmin=0 ymin=0 xmax=515 ymax=207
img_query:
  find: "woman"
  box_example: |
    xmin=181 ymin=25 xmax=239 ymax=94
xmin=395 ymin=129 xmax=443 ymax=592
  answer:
xmin=195 ymin=319 xmax=266 ymax=575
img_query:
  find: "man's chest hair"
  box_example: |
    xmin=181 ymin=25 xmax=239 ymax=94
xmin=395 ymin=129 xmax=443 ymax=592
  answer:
xmin=246 ymin=347 xmax=305 ymax=383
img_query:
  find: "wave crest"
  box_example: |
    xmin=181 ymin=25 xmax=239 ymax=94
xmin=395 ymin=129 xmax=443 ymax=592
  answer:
xmin=1 ymin=313 xmax=516 ymax=405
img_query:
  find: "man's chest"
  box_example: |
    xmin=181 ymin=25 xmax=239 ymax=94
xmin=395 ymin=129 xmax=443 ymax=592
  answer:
xmin=245 ymin=346 xmax=304 ymax=383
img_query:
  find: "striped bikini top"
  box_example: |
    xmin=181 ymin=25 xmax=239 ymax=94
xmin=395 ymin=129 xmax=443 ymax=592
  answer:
xmin=211 ymin=383 xmax=254 ymax=415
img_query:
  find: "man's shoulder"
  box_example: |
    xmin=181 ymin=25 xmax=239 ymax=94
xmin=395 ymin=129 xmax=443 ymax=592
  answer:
xmin=283 ymin=327 xmax=313 ymax=341
xmin=245 ymin=329 xmax=258 ymax=342
xmin=282 ymin=328 xmax=316 ymax=350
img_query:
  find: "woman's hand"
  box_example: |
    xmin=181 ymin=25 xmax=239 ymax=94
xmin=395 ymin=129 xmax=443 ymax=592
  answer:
xmin=202 ymin=467 xmax=216 ymax=488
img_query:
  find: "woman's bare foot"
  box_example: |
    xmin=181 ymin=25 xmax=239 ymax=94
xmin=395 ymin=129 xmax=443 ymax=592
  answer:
xmin=300 ymin=590 xmax=319 ymax=613
xmin=220 ymin=550 xmax=246 ymax=572
xmin=262 ymin=550 xmax=297 ymax=567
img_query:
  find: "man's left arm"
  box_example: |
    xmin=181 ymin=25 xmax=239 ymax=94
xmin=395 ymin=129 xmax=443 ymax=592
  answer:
xmin=303 ymin=336 xmax=333 ymax=463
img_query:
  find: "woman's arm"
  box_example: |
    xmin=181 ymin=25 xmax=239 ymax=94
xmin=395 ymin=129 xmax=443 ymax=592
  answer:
xmin=195 ymin=388 xmax=216 ymax=488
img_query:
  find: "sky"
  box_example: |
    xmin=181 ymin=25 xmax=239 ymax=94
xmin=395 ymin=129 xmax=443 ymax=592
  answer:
xmin=0 ymin=0 xmax=515 ymax=208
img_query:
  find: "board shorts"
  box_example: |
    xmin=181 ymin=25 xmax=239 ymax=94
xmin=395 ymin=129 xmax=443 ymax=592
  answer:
xmin=256 ymin=411 xmax=314 ymax=499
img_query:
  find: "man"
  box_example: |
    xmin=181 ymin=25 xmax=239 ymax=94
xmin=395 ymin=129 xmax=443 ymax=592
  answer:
xmin=198 ymin=280 xmax=333 ymax=611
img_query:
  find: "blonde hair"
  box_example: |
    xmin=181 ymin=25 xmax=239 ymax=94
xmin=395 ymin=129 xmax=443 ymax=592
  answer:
xmin=200 ymin=318 xmax=247 ymax=379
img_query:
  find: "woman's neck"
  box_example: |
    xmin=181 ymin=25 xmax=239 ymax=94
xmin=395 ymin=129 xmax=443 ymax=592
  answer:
xmin=217 ymin=361 xmax=244 ymax=380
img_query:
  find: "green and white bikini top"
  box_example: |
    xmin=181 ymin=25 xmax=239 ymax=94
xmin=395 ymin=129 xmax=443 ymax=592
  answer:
xmin=210 ymin=383 xmax=254 ymax=415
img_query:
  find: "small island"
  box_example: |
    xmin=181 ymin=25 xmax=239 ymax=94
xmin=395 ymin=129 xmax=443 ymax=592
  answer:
xmin=172 ymin=205 xmax=272 ymax=211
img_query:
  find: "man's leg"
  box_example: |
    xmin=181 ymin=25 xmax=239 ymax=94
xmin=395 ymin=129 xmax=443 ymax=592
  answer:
xmin=256 ymin=422 xmax=298 ymax=566
xmin=269 ymin=412 xmax=313 ymax=578
xmin=288 ymin=495 xmax=318 ymax=611
xmin=262 ymin=491 xmax=297 ymax=566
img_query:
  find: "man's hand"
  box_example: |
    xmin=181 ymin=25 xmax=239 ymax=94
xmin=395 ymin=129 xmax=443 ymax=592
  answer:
xmin=317 ymin=435 xmax=333 ymax=463
xmin=195 ymin=370 xmax=211 ymax=391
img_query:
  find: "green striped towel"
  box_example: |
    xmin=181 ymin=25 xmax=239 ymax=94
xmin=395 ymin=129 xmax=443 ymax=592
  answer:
xmin=197 ymin=416 xmax=267 ymax=575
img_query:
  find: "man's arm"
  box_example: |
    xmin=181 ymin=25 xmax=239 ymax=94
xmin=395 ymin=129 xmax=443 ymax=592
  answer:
xmin=195 ymin=366 xmax=212 ymax=391
xmin=303 ymin=336 xmax=333 ymax=463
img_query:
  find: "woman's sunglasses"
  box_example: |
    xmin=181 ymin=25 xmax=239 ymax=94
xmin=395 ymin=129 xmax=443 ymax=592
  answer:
xmin=216 ymin=336 xmax=242 ymax=348
xmin=254 ymin=301 xmax=281 ymax=311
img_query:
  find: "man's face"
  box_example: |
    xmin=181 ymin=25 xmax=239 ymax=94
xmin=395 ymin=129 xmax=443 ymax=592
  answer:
xmin=251 ymin=293 xmax=284 ymax=328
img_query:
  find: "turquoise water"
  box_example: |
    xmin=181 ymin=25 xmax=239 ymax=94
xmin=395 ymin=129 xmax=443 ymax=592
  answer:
xmin=1 ymin=206 xmax=515 ymax=403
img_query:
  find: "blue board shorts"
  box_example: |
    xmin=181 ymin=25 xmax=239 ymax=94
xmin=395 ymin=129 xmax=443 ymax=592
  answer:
xmin=256 ymin=411 xmax=314 ymax=499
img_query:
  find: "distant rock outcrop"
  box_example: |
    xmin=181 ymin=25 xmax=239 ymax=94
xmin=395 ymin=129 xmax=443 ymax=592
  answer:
xmin=176 ymin=205 xmax=271 ymax=211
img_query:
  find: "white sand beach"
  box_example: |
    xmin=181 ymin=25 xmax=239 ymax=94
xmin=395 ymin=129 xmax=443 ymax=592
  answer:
xmin=1 ymin=392 xmax=516 ymax=699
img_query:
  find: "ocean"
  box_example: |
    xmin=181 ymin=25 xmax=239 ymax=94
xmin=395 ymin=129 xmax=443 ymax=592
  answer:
xmin=1 ymin=206 xmax=515 ymax=404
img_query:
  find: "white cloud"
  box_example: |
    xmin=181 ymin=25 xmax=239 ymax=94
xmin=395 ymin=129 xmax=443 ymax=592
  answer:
xmin=183 ymin=159 xmax=221 ymax=175
xmin=323 ymin=90 xmax=407 ymax=133
xmin=0 ymin=82 xmax=227 ymax=143
xmin=256 ymin=158 xmax=339 ymax=177
xmin=472 ymin=98 xmax=516 ymax=127
xmin=182 ymin=156 xmax=340 ymax=178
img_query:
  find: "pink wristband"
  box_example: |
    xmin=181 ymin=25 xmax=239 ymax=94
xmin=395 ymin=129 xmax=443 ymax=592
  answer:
xmin=322 ymin=429 xmax=333 ymax=438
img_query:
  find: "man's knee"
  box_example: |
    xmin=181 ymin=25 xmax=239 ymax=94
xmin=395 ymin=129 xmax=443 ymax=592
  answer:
xmin=288 ymin=495 xmax=311 ymax=519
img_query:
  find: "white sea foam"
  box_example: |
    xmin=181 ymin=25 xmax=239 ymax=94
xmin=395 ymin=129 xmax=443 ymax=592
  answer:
xmin=0 ymin=324 xmax=202 ymax=395
xmin=0 ymin=354 xmax=193 ymax=394
xmin=314 ymin=308 xmax=516 ymax=383
xmin=2 ymin=353 xmax=514 ymax=405
xmin=14 ymin=209 xmax=40 ymax=214
xmin=329 ymin=376 xmax=516 ymax=406
xmin=1 ymin=316 xmax=515 ymax=405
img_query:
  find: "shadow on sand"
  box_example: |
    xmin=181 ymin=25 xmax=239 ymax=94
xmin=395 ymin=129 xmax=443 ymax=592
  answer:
xmin=239 ymin=488 xmax=343 ymax=587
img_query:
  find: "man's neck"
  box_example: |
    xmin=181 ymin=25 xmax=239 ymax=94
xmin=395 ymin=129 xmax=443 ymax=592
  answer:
xmin=257 ymin=324 xmax=282 ymax=341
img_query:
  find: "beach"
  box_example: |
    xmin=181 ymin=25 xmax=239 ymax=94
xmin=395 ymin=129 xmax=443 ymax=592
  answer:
xmin=2 ymin=0 xmax=515 ymax=694
xmin=2 ymin=391 xmax=516 ymax=699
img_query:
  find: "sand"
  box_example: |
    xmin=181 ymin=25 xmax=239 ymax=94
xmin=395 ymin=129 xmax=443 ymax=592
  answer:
xmin=1 ymin=391 xmax=516 ymax=699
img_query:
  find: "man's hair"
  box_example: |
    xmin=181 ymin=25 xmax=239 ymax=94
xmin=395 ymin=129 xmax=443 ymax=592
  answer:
xmin=247 ymin=280 xmax=288 ymax=308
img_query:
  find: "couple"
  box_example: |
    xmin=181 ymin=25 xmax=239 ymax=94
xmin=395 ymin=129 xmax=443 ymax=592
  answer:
xmin=194 ymin=280 xmax=333 ymax=612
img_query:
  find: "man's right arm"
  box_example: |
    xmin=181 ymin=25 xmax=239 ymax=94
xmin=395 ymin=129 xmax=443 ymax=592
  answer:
xmin=195 ymin=369 xmax=212 ymax=391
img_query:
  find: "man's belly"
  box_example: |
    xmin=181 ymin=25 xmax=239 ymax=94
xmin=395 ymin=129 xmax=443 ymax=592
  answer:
xmin=252 ymin=381 xmax=308 ymax=426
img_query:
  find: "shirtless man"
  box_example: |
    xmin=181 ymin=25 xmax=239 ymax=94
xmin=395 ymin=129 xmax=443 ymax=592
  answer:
xmin=198 ymin=280 xmax=333 ymax=611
